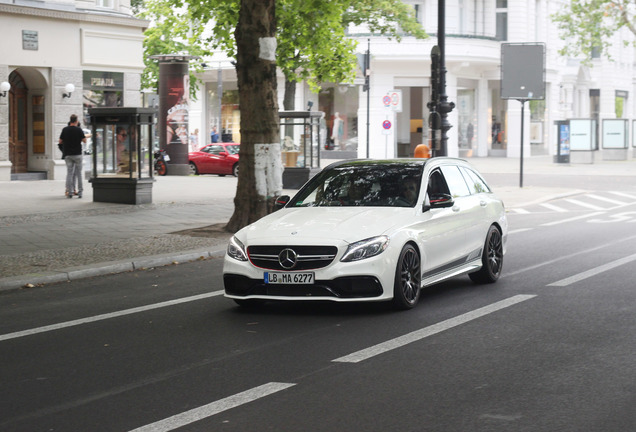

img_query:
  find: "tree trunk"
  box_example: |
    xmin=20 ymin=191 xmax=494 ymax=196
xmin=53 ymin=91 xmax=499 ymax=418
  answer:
xmin=283 ymin=77 xmax=296 ymax=110
xmin=226 ymin=0 xmax=282 ymax=233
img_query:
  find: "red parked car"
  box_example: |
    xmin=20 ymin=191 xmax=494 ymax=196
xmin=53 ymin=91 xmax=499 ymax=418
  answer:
xmin=189 ymin=143 xmax=240 ymax=177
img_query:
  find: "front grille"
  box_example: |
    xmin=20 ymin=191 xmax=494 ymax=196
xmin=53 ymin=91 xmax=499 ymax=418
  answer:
xmin=247 ymin=245 xmax=338 ymax=270
xmin=224 ymin=274 xmax=383 ymax=299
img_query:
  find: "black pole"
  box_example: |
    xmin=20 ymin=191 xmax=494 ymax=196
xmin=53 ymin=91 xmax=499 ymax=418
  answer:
xmin=519 ymin=99 xmax=526 ymax=188
xmin=366 ymin=39 xmax=370 ymax=158
xmin=437 ymin=0 xmax=454 ymax=156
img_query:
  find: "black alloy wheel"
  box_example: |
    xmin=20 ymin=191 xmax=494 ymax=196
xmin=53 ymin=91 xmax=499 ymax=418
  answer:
xmin=469 ymin=225 xmax=503 ymax=284
xmin=392 ymin=244 xmax=421 ymax=310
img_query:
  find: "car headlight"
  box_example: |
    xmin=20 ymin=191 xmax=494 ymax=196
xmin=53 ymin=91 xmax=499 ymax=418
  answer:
xmin=227 ymin=236 xmax=248 ymax=261
xmin=341 ymin=236 xmax=389 ymax=262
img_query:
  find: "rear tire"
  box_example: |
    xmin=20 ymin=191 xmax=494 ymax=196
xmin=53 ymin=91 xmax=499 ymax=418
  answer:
xmin=469 ymin=225 xmax=503 ymax=284
xmin=232 ymin=163 xmax=239 ymax=177
xmin=155 ymin=160 xmax=167 ymax=176
xmin=392 ymin=244 xmax=421 ymax=310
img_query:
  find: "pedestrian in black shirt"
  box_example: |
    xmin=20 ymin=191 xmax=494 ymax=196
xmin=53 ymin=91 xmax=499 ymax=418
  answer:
xmin=59 ymin=114 xmax=86 ymax=198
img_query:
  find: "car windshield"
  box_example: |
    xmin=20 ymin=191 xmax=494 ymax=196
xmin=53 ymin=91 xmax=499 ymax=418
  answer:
xmin=224 ymin=145 xmax=240 ymax=155
xmin=289 ymin=161 xmax=425 ymax=208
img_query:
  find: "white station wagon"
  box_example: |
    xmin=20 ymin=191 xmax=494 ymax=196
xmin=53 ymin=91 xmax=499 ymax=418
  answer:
xmin=223 ymin=158 xmax=507 ymax=310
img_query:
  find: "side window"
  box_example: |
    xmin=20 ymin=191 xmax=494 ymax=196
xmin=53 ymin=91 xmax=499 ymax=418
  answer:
xmin=460 ymin=167 xmax=491 ymax=194
xmin=439 ymin=165 xmax=471 ymax=197
xmin=208 ymin=145 xmax=222 ymax=155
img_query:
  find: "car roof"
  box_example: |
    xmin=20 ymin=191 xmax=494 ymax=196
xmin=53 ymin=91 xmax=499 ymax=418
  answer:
xmin=323 ymin=157 xmax=469 ymax=170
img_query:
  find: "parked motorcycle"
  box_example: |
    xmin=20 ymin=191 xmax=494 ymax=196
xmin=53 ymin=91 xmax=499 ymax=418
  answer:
xmin=154 ymin=149 xmax=170 ymax=176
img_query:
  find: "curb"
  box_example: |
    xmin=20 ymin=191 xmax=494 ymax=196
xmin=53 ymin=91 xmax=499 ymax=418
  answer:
xmin=0 ymin=247 xmax=228 ymax=294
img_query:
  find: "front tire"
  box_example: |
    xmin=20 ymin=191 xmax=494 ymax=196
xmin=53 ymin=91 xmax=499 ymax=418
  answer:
xmin=392 ymin=244 xmax=421 ymax=310
xmin=469 ymin=225 xmax=503 ymax=284
xmin=189 ymin=162 xmax=199 ymax=175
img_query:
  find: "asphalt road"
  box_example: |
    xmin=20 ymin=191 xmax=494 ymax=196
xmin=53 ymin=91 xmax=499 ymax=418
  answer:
xmin=1 ymin=191 xmax=636 ymax=432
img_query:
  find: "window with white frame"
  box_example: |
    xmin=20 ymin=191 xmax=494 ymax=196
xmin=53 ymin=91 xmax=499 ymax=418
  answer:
xmin=496 ymin=0 xmax=508 ymax=41
xmin=96 ymin=0 xmax=114 ymax=8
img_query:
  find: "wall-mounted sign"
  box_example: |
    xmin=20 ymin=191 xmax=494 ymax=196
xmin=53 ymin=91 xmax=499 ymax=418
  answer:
xmin=22 ymin=30 xmax=38 ymax=50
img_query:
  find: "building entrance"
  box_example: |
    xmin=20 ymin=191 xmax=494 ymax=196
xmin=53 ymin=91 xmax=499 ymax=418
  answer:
xmin=9 ymin=72 xmax=28 ymax=174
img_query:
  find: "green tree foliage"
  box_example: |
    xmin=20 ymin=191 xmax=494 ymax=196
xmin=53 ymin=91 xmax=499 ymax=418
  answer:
xmin=139 ymin=0 xmax=427 ymax=104
xmin=552 ymin=0 xmax=636 ymax=63
xmin=137 ymin=0 xmax=209 ymax=98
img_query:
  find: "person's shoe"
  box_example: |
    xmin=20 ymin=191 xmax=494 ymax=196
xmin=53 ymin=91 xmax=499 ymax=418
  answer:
xmin=67 ymin=194 xmax=73 ymax=199
xmin=77 ymin=193 xmax=82 ymax=199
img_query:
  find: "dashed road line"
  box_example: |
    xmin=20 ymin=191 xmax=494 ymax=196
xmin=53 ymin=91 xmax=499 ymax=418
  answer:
xmin=332 ymin=295 xmax=536 ymax=363
xmin=128 ymin=382 xmax=296 ymax=432
xmin=0 ymin=291 xmax=225 ymax=342
xmin=547 ymin=253 xmax=636 ymax=287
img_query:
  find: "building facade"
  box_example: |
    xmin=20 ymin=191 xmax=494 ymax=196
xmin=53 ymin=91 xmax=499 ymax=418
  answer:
xmin=0 ymin=0 xmax=147 ymax=181
xmin=191 ymin=0 xmax=636 ymax=164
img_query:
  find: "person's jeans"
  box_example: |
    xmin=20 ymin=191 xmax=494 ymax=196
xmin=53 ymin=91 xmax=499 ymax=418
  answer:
xmin=65 ymin=155 xmax=83 ymax=195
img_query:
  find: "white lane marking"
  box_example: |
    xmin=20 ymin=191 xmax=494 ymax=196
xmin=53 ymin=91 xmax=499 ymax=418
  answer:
xmin=128 ymin=382 xmax=295 ymax=432
xmin=332 ymin=295 xmax=536 ymax=364
xmin=547 ymin=253 xmax=636 ymax=287
xmin=540 ymin=203 xmax=568 ymax=212
xmin=541 ymin=211 xmax=604 ymax=227
xmin=0 ymin=291 xmax=224 ymax=342
xmin=506 ymin=233 xmax=636 ymax=277
xmin=586 ymin=194 xmax=628 ymax=206
xmin=510 ymin=208 xmax=530 ymax=214
xmin=609 ymin=191 xmax=636 ymax=200
xmin=508 ymin=228 xmax=533 ymax=235
xmin=564 ymin=198 xmax=604 ymax=211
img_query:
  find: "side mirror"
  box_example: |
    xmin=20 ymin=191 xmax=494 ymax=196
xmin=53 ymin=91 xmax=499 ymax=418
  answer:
xmin=422 ymin=193 xmax=454 ymax=212
xmin=274 ymin=195 xmax=290 ymax=210
xmin=219 ymin=151 xmax=229 ymax=157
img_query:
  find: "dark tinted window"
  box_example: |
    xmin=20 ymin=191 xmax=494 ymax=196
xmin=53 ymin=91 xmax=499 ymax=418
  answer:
xmin=290 ymin=162 xmax=424 ymax=207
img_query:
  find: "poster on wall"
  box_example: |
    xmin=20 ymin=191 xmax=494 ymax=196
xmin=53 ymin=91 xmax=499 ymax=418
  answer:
xmin=159 ymin=62 xmax=189 ymax=149
xmin=602 ymin=119 xmax=627 ymax=149
xmin=569 ymin=119 xmax=594 ymax=151
xmin=559 ymin=124 xmax=570 ymax=156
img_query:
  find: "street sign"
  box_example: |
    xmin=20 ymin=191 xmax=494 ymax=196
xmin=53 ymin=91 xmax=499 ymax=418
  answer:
xmin=382 ymin=119 xmax=391 ymax=135
xmin=382 ymin=95 xmax=391 ymax=108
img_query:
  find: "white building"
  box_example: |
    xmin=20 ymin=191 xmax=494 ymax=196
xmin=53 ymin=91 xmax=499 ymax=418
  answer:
xmin=0 ymin=0 xmax=147 ymax=181
xmin=192 ymin=0 xmax=636 ymax=165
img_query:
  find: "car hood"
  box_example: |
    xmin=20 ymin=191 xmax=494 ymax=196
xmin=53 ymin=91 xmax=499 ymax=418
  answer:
xmin=238 ymin=207 xmax=416 ymax=244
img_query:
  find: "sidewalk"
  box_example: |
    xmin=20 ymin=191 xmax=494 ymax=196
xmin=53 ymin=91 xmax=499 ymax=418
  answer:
xmin=1 ymin=155 xmax=634 ymax=292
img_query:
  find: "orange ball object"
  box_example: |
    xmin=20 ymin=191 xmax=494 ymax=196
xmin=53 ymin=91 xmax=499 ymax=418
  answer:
xmin=414 ymin=144 xmax=430 ymax=158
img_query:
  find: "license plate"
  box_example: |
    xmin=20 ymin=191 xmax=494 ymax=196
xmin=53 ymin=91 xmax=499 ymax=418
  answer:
xmin=163 ymin=154 xmax=171 ymax=161
xmin=264 ymin=272 xmax=314 ymax=284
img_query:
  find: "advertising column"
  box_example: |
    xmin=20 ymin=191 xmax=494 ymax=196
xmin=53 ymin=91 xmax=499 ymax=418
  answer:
xmin=157 ymin=56 xmax=192 ymax=175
